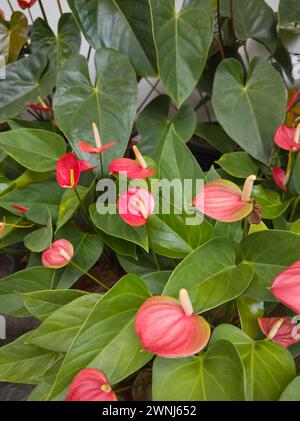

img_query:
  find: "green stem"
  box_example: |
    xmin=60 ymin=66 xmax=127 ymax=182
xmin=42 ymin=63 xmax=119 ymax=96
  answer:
xmin=56 ymin=0 xmax=63 ymax=15
xmin=243 ymin=219 xmax=249 ymax=237
xmin=70 ymin=260 xmax=109 ymax=291
xmin=244 ymin=41 xmax=250 ymax=64
xmin=147 ymin=228 xmax=160 ymax=271
xmin=74 ymin=187 xmax=90 ymax=226
xmin=38 ymin=0 xmax=48 ymax=24
xmin=99 ymin=154 xmax=104 ymax=178
xmin=290 ymin=196 xmax=300 ymax=222
xmin=28 ymin=8 xmax=34 ymax=24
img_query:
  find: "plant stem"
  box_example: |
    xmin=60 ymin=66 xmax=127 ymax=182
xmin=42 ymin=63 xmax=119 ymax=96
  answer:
xmin=38 ymin=0 xmax=48 ymax=24
xmin=289 ymin=196 xmax=300 ymax=222
xmin=28 ymin=9 xmax=34 ymax=24
xmin=70 ymin=261 xmax=109 ymax=290
xmin=213 ymin=35 xmax=225 ymax=60
xmin=216 ymin=0 xmax=225 ymax=57
xmin=244 ymin=41 xmax=250 ymax=64
xmin=74 ymin=187 xmax=90 ymax=227
xmin=229 ymin=0 xmax=235 ymax=35
xmin=137 ymin=79 xmax=160 ymax=113
xmin=99 ymin=154 xmax=104 ymax=178
xmin=243 ymin=219 xmax=249 ymax=237
xmin=147 ymin=228 xmax=160 ymax=271
xmin=56 ymin=0 xmax=63 ymax=15
xmin=7 ymin=0 xmax=14 ymax=13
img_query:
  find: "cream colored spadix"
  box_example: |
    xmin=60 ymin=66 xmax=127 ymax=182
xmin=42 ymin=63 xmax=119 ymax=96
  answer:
xmin=133 ymin=145 xmax=148 ymax=169
xmin=92 ymin=122 xmax=102 ymax=149
xmin=294 ymin=124 xmax=300 ymax=145
xmin=267 ymin=318 xmax=284 ymax=340
xmin=241 ymin=175 xmax=256 ymax=202
xmin=179 ymin=289 xmax=194 ymax=317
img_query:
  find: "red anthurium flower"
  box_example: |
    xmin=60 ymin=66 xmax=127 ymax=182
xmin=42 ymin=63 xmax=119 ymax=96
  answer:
xmin=42 ymin=239 xmax=74 ymax=269
xmin=79 ymin=122 xmax=116 ymax=155
xmin=274 ymin=124 xmax=300 ymax=152
xmin=271 ymin=261 xmax=300 ymax=314
xmin=110 ymin=145 xmax=155 ymax=179
xmin=66 ymin=368 xmax=117 ymax=401
xmin=78 ymin=159 xmax=96 ymax=173
xmin=135 ymin=289 xmax=211 ymax=358
xmin=18 ymin=0 xmax=37 ymax=9
xmin=56 ymin=153 xmax=81 ymax=189
xmin=258 ymin=317 xmax=300 ymax=348
xmin=11 ymin=204 xmax=29 ymax=214
xmin=0 ymin=9 xmax=5 ymax=19
xmin=27 ymin=103 xmax=52 ymax=113
xmin=272 ymin=167 xmax=287 ymax=192
xmin=117 ymin=188 xmax=155 ymax=226
xmin=192 ymin=175 xmax=256 ymax=223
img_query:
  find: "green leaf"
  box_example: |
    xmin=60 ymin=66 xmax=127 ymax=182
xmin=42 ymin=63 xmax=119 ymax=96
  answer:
xmin=24 ymin=211 xmax=53 ymax=252
xmin=22 ymin=289 xmax=88 ymax=320
xmin=279 ymin=377 xmax=300 ymax=401
xmin=137 ymin=95 xmax=197 ymax=158
xmin=46 ymin=274 xmax=151 ymax=400
xmin=279 ymin=0 xmax=300 ymax=32
xmin=28 ymin=357 xmax=64 ymax=401
xmin=0 ymin=129 xmax=66 ymax=172
xmin=7 ymin=12 xmax=28 ymax=63
xmin=212 ymin=58 xmax=286 ymax=164
xmin=90 ymin=203 xmax=148 ymax=251
xmin=56 ymin=186 xmax=88 ymax=231
xmin=252 ymin=185 xmax=290 ymax=219
xmin=53 ymin=49 xmax=138 ymax=172
xmin=231 ymin=0 xmax=277 ymax=52
xmin=159 ymin=126 xmax=205 ymax=212
xmin=118 ymin=252 xmax=172 ymax=276
xmin=236 ymin=296 xmax=264 ymax=339
xmin=0 ymin=182 xmax=63 ymax=224
xmin=164 ymin=237 xmax=253 ymax=313
xmin=195 ymin=122 xmax=237 ymax=153
xmin=141 ymin=271 xmax=172 ymax=295
xmin=0 ymin=332 xmax=57 ymax=384
xmin=149 ymin=0 xmax=213 ymax=106
xmin=216 ymin=152 xmax=258 ymax=178
xmin=53 ymin=224 xmax=104 ymax=289
xmin=241 ymin=230 xmax=300 ymax=301
xmin=99 ymin=229 xmax=137 ymax=258
xmin=153 ymin=340 xmax=245 ymax=401
xmin=211 ymin=324 xmax=296 ymax=401
xmin=67 ymin=0 xmax=156 ymax=76
xmin=27 ymin=294 xmax=100 ymax=352
xmin=214 ymin=221 xmax=243 ymax=244
xmin=0 ymin=267 xmax=55 ymax=317
xmin=289 ymin=153 xmax=300 ymax=194
xmin=0 ymin=53 xmax=50 ymax=123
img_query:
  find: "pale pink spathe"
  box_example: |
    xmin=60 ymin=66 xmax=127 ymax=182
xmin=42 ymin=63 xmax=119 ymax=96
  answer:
xmin=117 ymin=188 xmax=155 ymax=226
xmin=258 ymin=317 xmax=300 ymax=348
xmin=271 ymin=261 xmax=300 ymax=314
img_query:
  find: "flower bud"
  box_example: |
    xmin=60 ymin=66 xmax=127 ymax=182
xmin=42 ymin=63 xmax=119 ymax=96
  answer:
xmin=42 ymin=239 xmax=74 ymax=269
xmin=272 ymin=167 xmax=287 ymax=192
xmin=18 ymin=0 xmax=37 ymax=9
xmin=135 ymin=289 xmax=211 ymax=358
xmin=66 ymin=368 xmax=117 ymax=401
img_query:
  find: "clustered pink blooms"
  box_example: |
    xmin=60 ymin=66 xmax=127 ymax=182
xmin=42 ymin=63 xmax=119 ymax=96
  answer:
xmin=42 ymin=239 xmax=74 ymax=269
xmin=18 ymin=0 xmax=37 ymax=9
xmin=66 ymin=369 xmax=117 ymax=401
xmin=258 ymin=317 xmax=300 ymax=348
xmin=135 ymin=289 xmax=211 ymax=358
xmin=193 ymin=175 xmax=256 ymax=223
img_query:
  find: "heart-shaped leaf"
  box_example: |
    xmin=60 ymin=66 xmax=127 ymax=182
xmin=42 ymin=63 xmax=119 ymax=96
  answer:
xmin=149 ymin=0 xmax=214 ymax=106
xmin=216 ymin=152 xmax=259 ymax=179
xmin=53 ymin=49 xmax=138 ymax=172
xmin=153 ymin=340 xmax=245 ymax=400
xmin=279 ymin=377 xmax=300 ymax=401
xmin=236 ymin=295 xmax=264 ymax=339
xmin=24 ymin=211 xmax=53 ymax=253
xmin=195 ymin=123 xmax=237 ymax=153
xmin=164 ymin=237 xmax=253 ymax=313
xmin=212 ymin=58 xmax=286 ymax=164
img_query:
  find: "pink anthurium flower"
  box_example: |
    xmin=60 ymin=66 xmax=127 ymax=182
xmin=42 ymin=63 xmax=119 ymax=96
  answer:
xmin=258 ymin=317 xmax=300 ymax=348
xmin=110 ymin=145 xmax=155 ymax=179
xmin=272 ymin=167 xmax=287 ymax=192
xmin=78 ymin=159 xmax=96 ymax=173
xmin=192 ymin=175 xmax=256 ymax=223
xmin=66 ymin=369 xmax=117 ymax=401
xmin=135 ymin=289 xmax=211 ymax=358
xmin=42 ymin=239 xmax=74 ymax=269
xmin=117 ymin=188 xmax=155 ymax=226
xmin=56 ymin=153 xmax=81 ymax=189
xmin=271 ymin=261 xmax=300 ymax=314
xmin=79 ymin=122 xmax=116 ymax=155
xmin=11 ymin=204 xmax=29 ymax=214
xmin=274 ymin=124 xmax=300 ymax=152
xmin=18 ymin=0 xmax=37 ymax=9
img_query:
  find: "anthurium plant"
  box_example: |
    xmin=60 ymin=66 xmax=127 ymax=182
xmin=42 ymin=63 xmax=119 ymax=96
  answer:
xmin=1 ymin=0 xmax=300 ymax=402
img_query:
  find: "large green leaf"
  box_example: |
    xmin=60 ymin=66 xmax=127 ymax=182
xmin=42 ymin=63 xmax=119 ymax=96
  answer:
xmin=68 ymin=0 xmax=156 ymax=76
xmin=0 ymin=53 xmax=50 ymax=123
xmin=0 ymin=267 xmax=55 ymax=317
xmin=0 ymin=182 xmax=63 ymax=225
xmin=90 ymin=203 xmax=148 ymax=251
xmin=153 ymin=340 xmax=245 ymax=401
xmin=212 ymin=58 xmax=286 ymax=164
xmin=241 ymin=230 xmax=300 ymax=301
xmin=149 ymin=0 xmax=213 ymax=106
xmin=0 ymin=129 xmax=66 ymax=172
xmin=0 ymin=332 xmax=57 ymax=385
xmin=56 ymin=186 xmax=88 ymax=231
xmin=231 ymin=0 xmax=277 ymax=52
xmin=24 ymin=210 xmax=53 ymax=252
xmin=236 ymin=295 xmax=264 ymax=339
xmin=216 ymin=152 xmax=259 ymax=179
xmin=46 ymin=274 xmax=152 ymax=400
xmin=53 ymin=49 xmax=137 ymax=172
xmin=53 ymin=224 xmax=104 ymax=289
xmin=211 ymin=324 xmax=296 ymax=401
xmin=137 ymin=95 xmax=197 ymax=158
xmin=279 ymin=0 xmax=300 ymax=32
xmin=27 ymin=294 xmax=100 ymax=353
xmin=279 ymin=377 xmax=300 ymax=401
xmin=0 ymin=12 xmax=28 ymax=63
xmin=252 ymin=185 xmax=290 ymax=219
xmin=164 ymin=237 xmax=253 ymax=313
xmin=22 ymin=289 xmax=88 ymax=320
xmin=195 ymin=122 xmax=237 ymax=153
